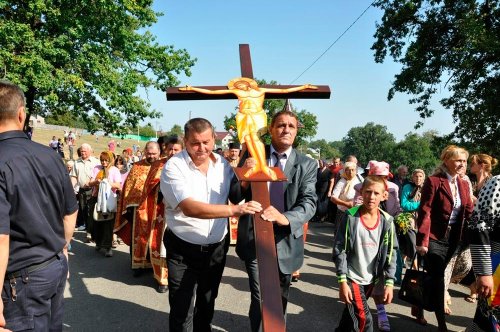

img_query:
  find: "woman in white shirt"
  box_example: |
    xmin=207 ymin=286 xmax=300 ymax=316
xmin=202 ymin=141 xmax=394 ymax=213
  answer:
xmin=330 ymin=161 xmax=362 ymax=230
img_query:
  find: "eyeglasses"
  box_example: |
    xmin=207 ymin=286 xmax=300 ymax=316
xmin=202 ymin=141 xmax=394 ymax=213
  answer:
xmin=100 ymin=159 xmax=110 ymax=162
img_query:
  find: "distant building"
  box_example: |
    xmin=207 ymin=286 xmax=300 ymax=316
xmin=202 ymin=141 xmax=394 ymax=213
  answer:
xmin=215 ymin=131 xmax=235 ymax=149
xmin=29 ymin=115 xmax=46 ymax=127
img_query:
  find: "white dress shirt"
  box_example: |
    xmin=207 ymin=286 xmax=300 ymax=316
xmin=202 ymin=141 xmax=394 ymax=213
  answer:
xmin=160 ymin=150 xmax=234 ymax=245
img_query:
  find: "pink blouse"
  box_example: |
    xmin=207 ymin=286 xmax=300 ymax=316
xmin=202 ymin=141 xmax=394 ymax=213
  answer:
xmin=91 ymin=165 xmax=122 ymax=196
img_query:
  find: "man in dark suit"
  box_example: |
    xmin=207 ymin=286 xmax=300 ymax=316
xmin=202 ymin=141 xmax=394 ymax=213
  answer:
xmin=230 ymin=110 xmax=317 ymax=332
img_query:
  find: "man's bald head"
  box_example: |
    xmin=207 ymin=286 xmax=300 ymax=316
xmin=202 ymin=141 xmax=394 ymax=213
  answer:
xmin=145 ymin=141 xmax=160 ymax=163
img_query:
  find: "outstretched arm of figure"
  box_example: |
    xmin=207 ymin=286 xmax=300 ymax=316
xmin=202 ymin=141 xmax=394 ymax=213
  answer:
xmin=179 ymin=85 xmax=235 ymax=95
xmin=261 ymin=84 xmax=318 ymax=94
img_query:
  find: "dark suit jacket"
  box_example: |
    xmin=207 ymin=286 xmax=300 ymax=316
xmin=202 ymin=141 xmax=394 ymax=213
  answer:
xmin=229 ymin=146 xmax=317 ymax=274
xmin=416 ymin=172 xmax=474 ymax=247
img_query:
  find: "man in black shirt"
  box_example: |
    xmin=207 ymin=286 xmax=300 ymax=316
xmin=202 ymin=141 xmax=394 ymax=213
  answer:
xmin=0 ymin=80 xmax=78 ymax=331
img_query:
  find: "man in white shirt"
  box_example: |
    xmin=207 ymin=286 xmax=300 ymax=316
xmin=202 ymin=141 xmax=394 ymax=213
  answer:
xmin=70 ymin=143 xmax=99 ymax=236
xmin=160 ymin=118 xmax=262 ymax=332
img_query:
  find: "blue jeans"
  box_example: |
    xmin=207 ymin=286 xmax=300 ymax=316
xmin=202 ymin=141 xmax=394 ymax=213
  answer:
xmin=2 ymin=252 xmax=68 ymax=331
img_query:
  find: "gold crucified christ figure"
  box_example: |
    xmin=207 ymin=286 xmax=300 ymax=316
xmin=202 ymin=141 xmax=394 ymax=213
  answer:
xmin=179 ymin=77 xmax=317 ymax=179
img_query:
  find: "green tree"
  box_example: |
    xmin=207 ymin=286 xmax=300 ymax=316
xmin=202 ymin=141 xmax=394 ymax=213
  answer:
xmin=372 ymin=0 xmax=500 ymax=157
xmin=329 ymin=141 xmax=345 ymax=158
xmin=163 ymin=124 xmax=183 ymax=138
xmin=0 ymin=0 xmax=195 ymax=134
xmin=389 ymin=132 xmax=440 ymax=175
xmin=341 ymin=122 xmax=396 ymax=167
xmin=45 ymin=111 xmax=86 ymax=129
xmin=309 ymin=139 xmax=341 ymax=160
xmin=140 ymin=124 xmax=156 ymax=137
xmin=223 ymin=78 xmax=318 ymax=148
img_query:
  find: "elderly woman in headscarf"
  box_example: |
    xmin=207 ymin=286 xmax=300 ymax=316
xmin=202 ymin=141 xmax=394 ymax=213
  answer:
xmin=330 ymin=161 xmax=363 ymax=230
xmin=88 ymin=151 xmax=122 ymax=257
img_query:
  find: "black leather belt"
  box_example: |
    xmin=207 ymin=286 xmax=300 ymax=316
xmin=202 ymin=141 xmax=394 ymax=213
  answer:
xmin=7 ymin=253 xmax=61 ymax=279
xmin=167 ymin=229 xmax=223 ymax=253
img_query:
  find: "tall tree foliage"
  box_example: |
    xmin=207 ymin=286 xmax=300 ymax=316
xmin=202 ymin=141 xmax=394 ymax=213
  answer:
xmin=0 ymin=0 xmax=195 ymax=134
xmin=389 ymin=132 xmax=440 ymax=175
xmin=162 ymin=124 xmax=183 ymax=138
xmin=223 ymin=78 xmax=318 ymax=148
xmin=372 ymin=0 xmax=500 ymax=156
xmin=308 ymin=139 xmax=341 ymax=160
xmin=341 ymin=122 xmax=396 ymax=167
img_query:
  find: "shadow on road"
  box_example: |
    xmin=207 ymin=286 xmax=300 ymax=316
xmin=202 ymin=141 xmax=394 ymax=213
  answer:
xmin=63 ymin=232 xmax=169 ymax=331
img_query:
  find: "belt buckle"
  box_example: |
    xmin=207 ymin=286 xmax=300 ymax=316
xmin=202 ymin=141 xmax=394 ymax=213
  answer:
xmin=200 ymin=245 xmax=209 ymax=253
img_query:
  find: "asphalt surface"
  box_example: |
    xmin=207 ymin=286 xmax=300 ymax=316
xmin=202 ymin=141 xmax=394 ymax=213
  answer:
xmin=63 ymin=222 xmax=476 ymax=331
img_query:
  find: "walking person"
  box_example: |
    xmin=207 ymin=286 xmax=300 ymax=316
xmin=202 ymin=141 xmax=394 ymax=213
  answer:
xmin=70 ymin=143 xmax=100 ymax=238
xmin=331 ymin=161 xmax=362 ymax=231
xmin=89 ymin=151 xmax=122 ymax=257
xmin=0 ymin=80 xmax=78 ymax=331
xmin=416 ymin=145 xmax=474 ymax=331
xmin=466 ymin=175 xmax=500 ymax=331
xmin=160 ymin=118 xmax=262 ymax=331
xmin=229 ymin=110 xmax=317 ymax=331
xmin=400 ymin=168 xmax=427 ymax=325
xmin=333 ymin=176 xmax=398 ymax=332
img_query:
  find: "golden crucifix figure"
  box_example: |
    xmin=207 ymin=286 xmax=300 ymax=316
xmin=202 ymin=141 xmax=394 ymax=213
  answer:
xmin=179 ymin=77 xmax=317 ymax=179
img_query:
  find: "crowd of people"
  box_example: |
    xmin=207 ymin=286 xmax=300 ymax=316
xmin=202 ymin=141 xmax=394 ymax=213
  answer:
xmin=313 ymin=146 xmax=498 ymax=331
xmin=1 ymin=79 xmax=500 ymax=332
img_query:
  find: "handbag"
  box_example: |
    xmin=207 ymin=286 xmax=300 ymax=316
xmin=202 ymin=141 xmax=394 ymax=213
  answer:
xmin=316 ymin=197 xmax=329 ymax=217
xmin=398 ymin=253 xmax=435 ymax=312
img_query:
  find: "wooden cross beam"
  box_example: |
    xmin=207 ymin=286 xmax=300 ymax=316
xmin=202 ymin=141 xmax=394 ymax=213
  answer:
xmin=166 ymin=44 xmax=331 ymax=100
xmin=166 ymin=44 xmax=330 ymax=332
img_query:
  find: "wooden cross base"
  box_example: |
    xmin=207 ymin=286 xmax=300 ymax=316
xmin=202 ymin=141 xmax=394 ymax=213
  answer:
xmin=234 ymin=167 xmax=287 ymax=332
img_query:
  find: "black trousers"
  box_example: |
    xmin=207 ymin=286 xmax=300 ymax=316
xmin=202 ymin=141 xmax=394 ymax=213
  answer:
xmin=76 ymin=189 xmax=93 ymax=228
xmin=93 ymin=218 xmax=114 ymax=249
xmin=425 ymin=238 xmax=457 ymax=325
xmin=165 ymin=230 xmax=229 ymax=332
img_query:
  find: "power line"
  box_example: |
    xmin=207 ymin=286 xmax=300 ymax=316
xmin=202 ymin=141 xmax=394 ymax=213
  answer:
xmin=290 ymin=1 xmax=376 ymax=84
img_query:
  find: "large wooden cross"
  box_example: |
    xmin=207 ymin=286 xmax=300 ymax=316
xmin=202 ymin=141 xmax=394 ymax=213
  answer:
xmin=166 ymin=44 xmax=330 ymax=332
xmin=167 ymin=44 xmax=330 ymax=101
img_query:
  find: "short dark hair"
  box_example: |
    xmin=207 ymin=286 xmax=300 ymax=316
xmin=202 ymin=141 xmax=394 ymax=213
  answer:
xmin=228 ymin=142 xmax=241 ymax=150
xmin=270 ymin=110 xmax=299 ymax=127
xmin=0 ymin=80 xmax=26 ymax=122
xmin=115 ymin=155 xmax=126 ymax=166
xmin=184 ymin=118 xmax=214 ymax=138
xmin=166 ymin=135 xmax=184 ymax=147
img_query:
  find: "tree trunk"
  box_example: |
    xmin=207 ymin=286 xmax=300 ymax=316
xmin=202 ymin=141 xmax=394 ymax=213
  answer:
xmin=23 ymin=86 xmax=36 ymax=131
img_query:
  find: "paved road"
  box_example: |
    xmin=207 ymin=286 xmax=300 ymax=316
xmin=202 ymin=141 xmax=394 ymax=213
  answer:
xmin=64 ymin=222 xmax=475 ymax=331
